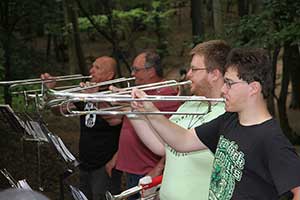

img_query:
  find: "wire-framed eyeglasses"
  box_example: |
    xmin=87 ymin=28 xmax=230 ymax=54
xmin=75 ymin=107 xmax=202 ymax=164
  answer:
xmin=189 ymin=67 xmax=207 ymax=73
xmin=130 ymin=66 xmax=152 ymax=73
xmin=224 ymin=78 xmax=248 ymax=89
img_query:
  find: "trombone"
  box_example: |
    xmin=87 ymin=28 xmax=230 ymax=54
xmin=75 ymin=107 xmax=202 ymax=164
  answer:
xmin=99 ymin=80 xmax=182 ymax=95
xmin=0 ymin=74 xmax=92 ymax=90
xmin=34 ymin=77 xmax=136 ymax=109
xmin=56 ymin=91 xmax=224 ymax=117
xmin=38 ymin=79 xmax=184 ymax=109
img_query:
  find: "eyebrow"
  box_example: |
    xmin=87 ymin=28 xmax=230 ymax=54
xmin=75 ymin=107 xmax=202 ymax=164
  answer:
xmin=224 ymin=77 xmax=232 ymax=81
xmin=190 ymin=65 xmax=204 ymax=68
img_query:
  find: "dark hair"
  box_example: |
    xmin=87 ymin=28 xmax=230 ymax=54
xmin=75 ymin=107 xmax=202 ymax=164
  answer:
xmin=190 ymin=40 xmax=231 ymax=74
xmin=144 ymin=50 xmax=163 ymax=77
xmin=225 ymin=48 xmax=272 ymax=98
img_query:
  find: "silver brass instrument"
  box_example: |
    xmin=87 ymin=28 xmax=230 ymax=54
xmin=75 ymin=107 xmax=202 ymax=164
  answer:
xmin=58 ymin=77 xmax=135 ymax=93
xmin=37 ymin=79 xmax=183 ymax=109
xmin=0 ymin=74 xmax=91 ymax=90
xmin=100 ymin=80 xmax=182 ymax=95
xmin=106 ymin=175 xmax=162 ymax=200
xmin=34 ymin=77 xmax=136 ymax=109
xmin=57 ymin=94 xmax=224 ymax=116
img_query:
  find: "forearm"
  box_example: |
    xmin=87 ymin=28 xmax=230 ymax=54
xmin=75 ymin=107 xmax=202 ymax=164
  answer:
xmin=292 ymin=186 xmax=300 ymax=200
xmin=147 ymin=157 xmax=165 ymax=178
xmin=131 ymin=88 xmax=206 ymax=152
xmin=129 ymin=116 xmax=165 ymax=156
xmin=146 ymin=114 xmax=205 ymax=152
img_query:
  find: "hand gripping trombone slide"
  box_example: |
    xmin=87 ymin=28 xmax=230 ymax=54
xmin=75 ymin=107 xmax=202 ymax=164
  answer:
xmin=106 ymin=175 xmax=162 ymax=200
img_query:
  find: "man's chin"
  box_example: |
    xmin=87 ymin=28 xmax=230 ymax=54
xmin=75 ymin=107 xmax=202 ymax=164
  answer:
xmin=225 ymin=104 xmax=235 ymax=112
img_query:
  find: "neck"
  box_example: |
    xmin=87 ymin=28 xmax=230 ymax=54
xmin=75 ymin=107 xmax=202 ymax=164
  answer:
xmin=146 ymin=76 xmax=163 ymax=84
xmin=238 ymin=98 xmax=272 ymax=126
xmin=204 ymin=80 xmax=223 ymax=98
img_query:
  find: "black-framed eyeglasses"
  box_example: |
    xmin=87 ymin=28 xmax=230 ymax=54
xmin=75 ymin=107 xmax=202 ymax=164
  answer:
xmin=224 ymin=78 xmax=247 ymax=89
xmin=130 ymin=66 xmax=152 ymax=73
xmin=189 ymin=67 xmax=207 ymax=73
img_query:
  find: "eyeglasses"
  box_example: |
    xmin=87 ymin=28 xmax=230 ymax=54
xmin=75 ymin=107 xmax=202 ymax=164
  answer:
xmin=130 ymin=66 xmax=151 ymax=73
xmin=224 ymin=78 xmax=247 ymax=89
xmin=189 ymin=67 xmax=207 ymax=73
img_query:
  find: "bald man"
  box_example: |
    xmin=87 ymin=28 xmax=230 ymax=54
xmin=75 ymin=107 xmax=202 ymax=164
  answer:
xmin=41 ymin=56 xmax=122 ymax=200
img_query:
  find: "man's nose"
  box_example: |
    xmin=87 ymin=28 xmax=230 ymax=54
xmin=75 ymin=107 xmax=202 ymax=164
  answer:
xmin=131 ymin=71 xmax=135 ymax=77
xmin=221 ymin=83 xmax=227 ymax=94
xmin=89 ymin=67 xmax=94 ymax=74
xmin=186 ymin=69 xmax=192 ymax=79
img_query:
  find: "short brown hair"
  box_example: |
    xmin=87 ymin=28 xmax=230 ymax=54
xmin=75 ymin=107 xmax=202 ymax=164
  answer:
xmin=225 ymin=48 xmax=272 ymax=98
xmin=190 ymin=40 xmax=231 ymax=74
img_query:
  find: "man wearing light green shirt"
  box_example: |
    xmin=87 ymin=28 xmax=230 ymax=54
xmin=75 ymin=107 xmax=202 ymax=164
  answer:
xmin=128 ymin=40 xmax=230 ymax=200
xmin=161 ymin=101 xmax=224 ymax=200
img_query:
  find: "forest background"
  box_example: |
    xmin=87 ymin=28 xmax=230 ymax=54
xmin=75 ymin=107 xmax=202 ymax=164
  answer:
xmin=0 ymin=0 xmax=300 ymax=199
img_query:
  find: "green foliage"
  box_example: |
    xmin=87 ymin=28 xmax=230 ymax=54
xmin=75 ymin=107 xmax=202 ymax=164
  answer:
xmin=225 ymin=0 xmax=300 ymax=48
xmin=77 ymin=0 xmax=176 ymax=57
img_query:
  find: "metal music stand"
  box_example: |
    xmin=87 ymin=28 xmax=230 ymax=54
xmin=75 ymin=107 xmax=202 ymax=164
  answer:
xmin=69 ymin=185 xmax=88 ymax=200
xmin=43 ymin=125 xmax=79 ymax=200
xmin=0 ymin=105 xmax=50 ymax=191
xmin=0 ymin=104 xmax=25 ymax=134
xmin=16 ymin=112 xmax=50 ymax=191
xmin=46 ymin=131 xmax=78 ymax=167
xmin=0 ymin=168 xmax=32 ymax=190
xmin=18 ymin=115 xmax=80 ymax=200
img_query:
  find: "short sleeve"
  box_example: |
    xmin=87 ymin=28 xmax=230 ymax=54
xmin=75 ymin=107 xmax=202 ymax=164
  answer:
xmin=194 ymin=113 xmax=227 ymax=153
xmin=148 ymin=86 xmax=181 ymax=118
xmin=265 ymin=130 xmax=300 ymax=195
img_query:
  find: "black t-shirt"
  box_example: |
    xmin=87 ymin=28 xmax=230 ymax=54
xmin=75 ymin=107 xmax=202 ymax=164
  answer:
xmin=77 ymin=102 xmax=121 ymax=171
xmin=195 ymin=112 xmax=300 ymax=200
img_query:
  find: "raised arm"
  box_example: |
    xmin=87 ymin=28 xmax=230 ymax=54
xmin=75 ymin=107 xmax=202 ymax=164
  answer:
xmin=131 ymin=88 xmax=207 ymax=152
xmin=292 ymin=186 xmax=300 ymax=200
xmin=128 ymin=115 xmax=165 ymax=156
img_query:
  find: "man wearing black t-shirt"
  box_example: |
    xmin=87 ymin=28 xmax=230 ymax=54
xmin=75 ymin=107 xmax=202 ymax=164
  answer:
xmin=41 ymin=56 xmax=123 ymax=200
xmin=131 ymin=48 xmax=300 ymax=199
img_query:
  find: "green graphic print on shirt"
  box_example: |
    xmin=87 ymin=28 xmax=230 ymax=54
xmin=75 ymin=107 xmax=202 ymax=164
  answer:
xmin=209 ymin=135 xmax=245 ymax=200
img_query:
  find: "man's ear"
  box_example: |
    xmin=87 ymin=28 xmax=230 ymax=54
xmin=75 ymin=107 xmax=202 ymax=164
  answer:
xmin=147 ymin=67 xmax=156 ymax=77
xmin=209 ymin=69 xmax=222 ymax=81
xmin=106 ymin=71 xmax=115 ymax=80
xmin=249 ymin=81 xmax=261 ymax=96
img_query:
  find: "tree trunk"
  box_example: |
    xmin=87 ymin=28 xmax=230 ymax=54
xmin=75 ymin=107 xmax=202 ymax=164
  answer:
xmin=70 ymin=2 xmax=87 ymax=75
xmin=288 ymin=44 xmax=300 ymax=109
xmin=278 ymin=43 xmax=299 ymax=143
xmin=63 ymin=0 xmax=87 ymax=75
xmin=46 ymin=34 xmax=52 ymax=60
xmin=251 ymin=0 xmax=263 ymax=14
xmin=267 ymin=47 xmax=280 ymax=115
xmin=212 ymin=0 xmax=223 ymax=36
xmin=3 ymin=36 xmax=12 ymax=105
xmin=238 ymin=0 xmax=249 ymax=17
xmin=191 ymin=0 xmax=205 ymax=43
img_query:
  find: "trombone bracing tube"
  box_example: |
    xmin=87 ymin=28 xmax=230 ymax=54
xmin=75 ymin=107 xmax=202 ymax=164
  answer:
xmin=0 ymin=74 xmax=85 ymax=85
xmin=58 ymin=77 xmax=135 ymax=93
xmin=105 ymin=175 xmax=162 ymax=200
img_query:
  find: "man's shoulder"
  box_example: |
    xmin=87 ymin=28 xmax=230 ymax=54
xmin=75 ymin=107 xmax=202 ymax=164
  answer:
xmin=155 ymin=85 xmax=178 ymax=95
